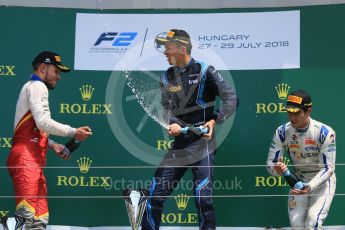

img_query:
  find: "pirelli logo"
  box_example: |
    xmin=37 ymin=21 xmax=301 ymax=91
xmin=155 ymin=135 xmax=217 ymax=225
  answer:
xmin=55 ymin=56 xmax=61 ymax=62
xmin=167 ymin=31 xmax=175 ymax=37
xmin=287 ymin=95 xmax=302 ymax=104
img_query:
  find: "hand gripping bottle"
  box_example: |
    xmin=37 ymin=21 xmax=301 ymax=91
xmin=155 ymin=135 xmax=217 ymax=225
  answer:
xmin=59 ymin=138 xmax=81 ymax=157
xmin=64 ymin=138 xmax=81 ymax=152
xmin=283 ymin=169 xmax=304 ymax=190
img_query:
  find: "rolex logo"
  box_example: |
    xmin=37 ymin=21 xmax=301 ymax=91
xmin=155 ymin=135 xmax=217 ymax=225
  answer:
xmin=256 ymin=83 xmax=291 ymax=114
xmin=57 ymin=157 xmax=111 ymax=188
xmin=77 ymin=157 xmax=92 ymax=173
xmin=60 ymin=84 xmax=112 ymax=115
xmin=275 ymin=83 xmax=290 ymax=100
xmin=255 ymin=156 xmax=291 ymax=187
xmin=175 ymin=194 xmax=190 ymax=210
xmin=80 ymin=85 xmax=95 ymax=101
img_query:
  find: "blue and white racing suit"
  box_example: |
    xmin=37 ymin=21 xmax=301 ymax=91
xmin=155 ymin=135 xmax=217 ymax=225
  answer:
xmin=267 ymin=118 xmax=336 ymax=229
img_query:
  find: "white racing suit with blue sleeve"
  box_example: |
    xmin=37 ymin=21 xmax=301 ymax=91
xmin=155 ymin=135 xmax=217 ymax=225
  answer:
xmin=266 ymin=118 xmax=336 ymax=229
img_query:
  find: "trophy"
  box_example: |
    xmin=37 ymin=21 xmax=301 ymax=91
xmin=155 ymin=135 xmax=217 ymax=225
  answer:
xmin=123 ymin=189 xmax=149 ymax=230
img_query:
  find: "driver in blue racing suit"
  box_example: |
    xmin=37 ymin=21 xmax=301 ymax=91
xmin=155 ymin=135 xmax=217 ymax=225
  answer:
xmin=141 ymin=29 xmax=238 ymax=230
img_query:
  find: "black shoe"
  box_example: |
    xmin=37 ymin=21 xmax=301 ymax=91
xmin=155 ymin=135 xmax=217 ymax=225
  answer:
xmin=14 ymin=215 xmax=26 ymax=230
xmin=0 ymin=215 xmax=9 ymax=230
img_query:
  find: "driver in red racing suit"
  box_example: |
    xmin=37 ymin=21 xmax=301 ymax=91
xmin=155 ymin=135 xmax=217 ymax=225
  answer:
xmin=7 ymin=51 xmax=92 ymax=230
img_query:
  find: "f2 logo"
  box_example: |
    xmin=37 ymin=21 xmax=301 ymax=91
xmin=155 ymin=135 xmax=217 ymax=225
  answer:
xmin=94 ymin=32 xmax=138 ymax=46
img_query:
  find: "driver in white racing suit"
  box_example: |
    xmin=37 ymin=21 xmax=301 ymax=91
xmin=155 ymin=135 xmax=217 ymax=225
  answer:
xmin=7 ymin=51 xmax=92 ymax=229
xmin=266 ymin=90 xmax=336 ymax=229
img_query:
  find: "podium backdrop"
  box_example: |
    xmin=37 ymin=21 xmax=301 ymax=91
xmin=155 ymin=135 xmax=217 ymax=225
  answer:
xmin=1 ymin=4 xmax=344 ymax=228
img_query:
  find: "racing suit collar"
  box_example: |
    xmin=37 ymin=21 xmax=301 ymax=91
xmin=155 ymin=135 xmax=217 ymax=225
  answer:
xmin=30 ymin=74 xmax=43 ymax=82
xmin=174 ymin=58 xmax=194 ymax=74
xmin=295 ymin=123 xmax=310 ymax=132
xmin=294 ymin=117 xmax=312 ymax=133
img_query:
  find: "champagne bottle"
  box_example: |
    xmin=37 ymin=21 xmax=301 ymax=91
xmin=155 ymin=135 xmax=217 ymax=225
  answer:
xmin=283 ymin=169 xmax=304 ymax=190
xmin=64 ymin=138 xmax=81 ymax=152
xmin=180 ymin=126 xmax=209 ymax=136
